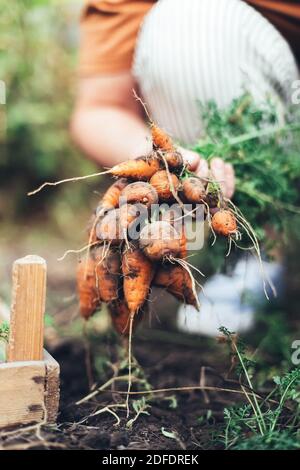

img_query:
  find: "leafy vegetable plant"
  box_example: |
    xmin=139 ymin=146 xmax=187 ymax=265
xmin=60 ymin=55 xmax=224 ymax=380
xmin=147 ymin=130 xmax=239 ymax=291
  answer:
xmin=194 ymin=94 xmax=300 ymax=249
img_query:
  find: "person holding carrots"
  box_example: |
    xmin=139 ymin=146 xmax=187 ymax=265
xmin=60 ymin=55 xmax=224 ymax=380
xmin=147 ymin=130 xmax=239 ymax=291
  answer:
xmin=72 ymin=0 xmax=299 ymax=335
xmin=72 ymin=0 xmax=299 ymax=196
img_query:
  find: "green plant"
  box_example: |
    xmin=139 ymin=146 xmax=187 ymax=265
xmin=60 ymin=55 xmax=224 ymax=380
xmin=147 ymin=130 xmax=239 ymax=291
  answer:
xmin=161 ymin=427 xmax=186 ymax=449
xmin=163 ymin=395 xmax=178 ymax=409
xmin=232 ymin=430 xmax=300 ymax=450
xmin=0 ymin=320 xmax=9 ymax=342
xmin=44 ymin=312 xmax=54 ymax=327
xmin=0 ymin=320 xmax=9 ymax=362
xmin=126 ymin=397 xmax=151 ymax=428
xmin=194 ymin=94 xmax=300 ymax=251
xmin=219 ymin=327 xmax=300 ymax=450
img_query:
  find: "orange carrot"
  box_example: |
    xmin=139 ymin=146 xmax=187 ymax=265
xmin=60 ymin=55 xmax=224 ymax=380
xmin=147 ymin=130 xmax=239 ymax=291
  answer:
xmin=76 ymin=256 xmax=99 ymax=320
xmin=120 ymin=181 xmax=158 ymax=207
xmin=211 ymin=210 xmax=237 ymax=236
xmin=27 ymin=157 xmax=157 ymax=195
xmin=96 ymin=208 xmax=121 ymax=245
xmin=163 ymin=151 xmax=183 ymax=170
xmin=119 ymin=203 xmax=148 ymax=239
xmin=122 ymin=244 xmax=153 ymax=314
xmin=161 ymin=205 xmax=182 ymax=225
xmin=151 ymin=124 xmax=174 ymax=152
xmin=182 ymin=177 xmax=206 ymax=204
xmin=87 ymin=214 xmax=100 ymax=245
xmin=161 ymin=207 xmax=187 ymax=258
xmin=88 ymin=179 xmax=127 ymax=248
xmin=110 ymin=156 xmax=160 ymax=180
xmin=150 ymin=170 xmax=179 ymax=201
xmin=139 ymin=221 xmax=181 ymax=261
xmin=93 ymin=246 xmax=121 ymax=303
xmin=132 ymin=91 xmax=174 ymax=153
xmin=96 ymin=178 xmax=128 ymax=215
xmin=153 ymin=263 xmax=198 ymax=308
xmin=109 ymin=299 xmax=144 ymax=336
xmin=178 ymin=225 xmax=187 ymax=259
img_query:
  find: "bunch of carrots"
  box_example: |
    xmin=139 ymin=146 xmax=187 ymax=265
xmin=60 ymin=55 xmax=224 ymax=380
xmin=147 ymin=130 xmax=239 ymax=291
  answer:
xmin=76 ymin=122 xmax=239 ymax=338
xmin=26 ymin=99 xmax=272 ymax=409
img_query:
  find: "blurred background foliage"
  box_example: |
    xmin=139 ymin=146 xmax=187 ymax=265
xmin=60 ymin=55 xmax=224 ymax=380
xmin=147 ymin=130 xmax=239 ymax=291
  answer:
xmin=0 ymin=0 xmax=98 ymax=221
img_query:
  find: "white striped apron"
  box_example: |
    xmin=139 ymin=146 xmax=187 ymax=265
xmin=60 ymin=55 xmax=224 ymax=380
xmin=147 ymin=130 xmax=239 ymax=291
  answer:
xmin=133 ymin=0 xmax=299 ymax=145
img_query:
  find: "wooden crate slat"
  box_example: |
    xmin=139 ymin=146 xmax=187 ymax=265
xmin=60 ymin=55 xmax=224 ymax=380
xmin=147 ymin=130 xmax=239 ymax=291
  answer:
xmin=44 ymin=351 xmax=60 ymax=423
xmin=0 ymin=361 xmax=46 ymax=429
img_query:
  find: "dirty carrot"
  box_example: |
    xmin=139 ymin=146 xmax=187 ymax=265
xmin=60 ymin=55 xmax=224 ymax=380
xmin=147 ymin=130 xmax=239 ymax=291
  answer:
xmin=163 ymin=151 xmax=183 ymax=170
xmin=119 ymin=203 xmax=148 ymax=239
xmin=150 ymin=170 xmax=180 ymax=201
xmin=76 ymin=256 xmax=99 ymax=320
xmin=96 ymin=208 xmax=121 ymax=245
xmin=122 ymin=244 xmax=153 ymax=314
xmin=120 ymin=181 xmax=158 ymax=207
xmin=109 ymin=299 xmax=143 ymax=336
xmin=93 ymin=246 xmax=121 ymax=303
xmin=182 ymin=176 xmax=206 ymax=204
xmin=151 ymin=124 xmax=174 ymax=152
xmin=153 ymin=263 xmax=198 ymax=308
xmin=211 ymin=209 xmax=237 ymax=236
xmin=139 ymin=221 xmax=181 ymax=261
xmin=87 ymin=179 xmax=127 ymax=258
xmin=160 ymin=207 xmax=187 ymax=258
xmin=96 ymin=178 xmax=128 ymax=215
xmin=111 ymin=156 xmax=160 ymax=181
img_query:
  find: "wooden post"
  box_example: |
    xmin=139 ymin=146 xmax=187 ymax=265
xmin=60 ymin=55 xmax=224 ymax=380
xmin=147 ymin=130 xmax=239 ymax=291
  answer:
xmin=0 ymin=256 xmax=60 ymax=429
xmin=7 ymin=255 xmax=46 ymax=362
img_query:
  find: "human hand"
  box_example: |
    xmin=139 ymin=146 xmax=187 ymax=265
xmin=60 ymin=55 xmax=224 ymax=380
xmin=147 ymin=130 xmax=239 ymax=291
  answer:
xmin=179 ymin=148 xmax=235 ymax=199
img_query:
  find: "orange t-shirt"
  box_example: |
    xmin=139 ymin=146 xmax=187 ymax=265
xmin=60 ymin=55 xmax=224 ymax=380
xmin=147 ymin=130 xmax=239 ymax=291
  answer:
xmin=78 ymin=0 xmax=300 ymax=77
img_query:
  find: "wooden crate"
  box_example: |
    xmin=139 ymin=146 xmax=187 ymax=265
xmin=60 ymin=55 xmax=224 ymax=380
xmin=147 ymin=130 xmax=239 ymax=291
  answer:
xmin=0 ymin=255 xmax=60 ymax=430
